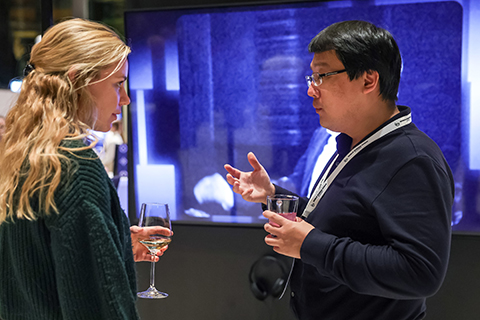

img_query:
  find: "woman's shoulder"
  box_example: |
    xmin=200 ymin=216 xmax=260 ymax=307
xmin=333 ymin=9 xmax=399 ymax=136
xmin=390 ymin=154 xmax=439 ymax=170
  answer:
xmin=60 ymin=138 xmax=98 ymax=158
xmin=59 ymin=138 xmax=105 ymax=170
xmin=56 ymin=138 xmax=110 ymax=197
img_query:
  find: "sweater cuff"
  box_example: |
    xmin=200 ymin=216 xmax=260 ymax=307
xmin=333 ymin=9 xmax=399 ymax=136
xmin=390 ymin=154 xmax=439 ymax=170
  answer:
xmin=274 ymin=184 xmax=292 ymax=195
xmin=300 ymin=228 xmax=334 ymax=268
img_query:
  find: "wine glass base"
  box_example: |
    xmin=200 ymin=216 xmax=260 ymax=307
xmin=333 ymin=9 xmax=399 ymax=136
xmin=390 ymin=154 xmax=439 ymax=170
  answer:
xmin=137 ymin=286 xmax=168 ymax=299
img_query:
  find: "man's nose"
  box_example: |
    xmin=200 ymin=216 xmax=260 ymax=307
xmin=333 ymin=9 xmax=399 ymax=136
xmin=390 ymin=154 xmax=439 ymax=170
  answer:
xmin=307 ymin=84 xmax=320 ymax=98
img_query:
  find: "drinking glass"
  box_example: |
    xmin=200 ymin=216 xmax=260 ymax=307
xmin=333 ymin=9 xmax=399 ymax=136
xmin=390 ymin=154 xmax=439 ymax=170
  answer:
xmin=266 ymin=194 xmax=299 ymax=227
xmin=137 ymin=203 xmax=172 ymax=299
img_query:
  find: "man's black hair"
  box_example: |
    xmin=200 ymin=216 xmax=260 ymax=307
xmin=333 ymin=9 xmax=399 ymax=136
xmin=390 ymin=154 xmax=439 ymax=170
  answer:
xmin=308 ymin=20 xmax=402 ymax=102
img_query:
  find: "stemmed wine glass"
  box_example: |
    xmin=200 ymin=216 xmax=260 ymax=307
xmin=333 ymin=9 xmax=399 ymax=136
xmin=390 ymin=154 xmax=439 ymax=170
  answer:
xmin=137 ymin=202 xmax=172 ymax=299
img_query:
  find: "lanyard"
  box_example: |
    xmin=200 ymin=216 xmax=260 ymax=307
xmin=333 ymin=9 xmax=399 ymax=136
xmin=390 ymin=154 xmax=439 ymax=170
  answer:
xmin=302 ymin=113 xmax=412 ymax=219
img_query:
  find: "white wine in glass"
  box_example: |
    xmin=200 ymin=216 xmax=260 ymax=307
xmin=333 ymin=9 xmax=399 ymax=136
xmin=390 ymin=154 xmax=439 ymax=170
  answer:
xmin=137 ymin=203 xmax=172 ymax=299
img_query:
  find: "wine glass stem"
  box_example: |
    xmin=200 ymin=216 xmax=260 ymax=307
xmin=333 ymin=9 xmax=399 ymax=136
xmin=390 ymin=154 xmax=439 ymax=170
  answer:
xmin=150 ymin=260 xmax=156 ymax=288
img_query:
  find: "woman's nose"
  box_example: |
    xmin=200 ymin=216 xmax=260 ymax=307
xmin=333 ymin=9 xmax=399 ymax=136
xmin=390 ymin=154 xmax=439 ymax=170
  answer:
xmin=120 ymin=87 xmax=131 ymax=106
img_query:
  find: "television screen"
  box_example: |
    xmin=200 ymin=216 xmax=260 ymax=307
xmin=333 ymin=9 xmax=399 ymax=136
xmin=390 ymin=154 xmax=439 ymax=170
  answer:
xmin=124 ymin=0 xmax=473 ymax=230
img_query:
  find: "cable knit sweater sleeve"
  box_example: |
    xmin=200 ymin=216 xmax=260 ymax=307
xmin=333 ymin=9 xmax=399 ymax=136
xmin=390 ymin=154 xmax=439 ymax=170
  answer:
xmin=43 ymin=144 xmax=139 ymax=319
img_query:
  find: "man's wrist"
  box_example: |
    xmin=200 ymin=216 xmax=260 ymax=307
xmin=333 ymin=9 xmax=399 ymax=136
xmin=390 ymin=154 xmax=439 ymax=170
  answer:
xmin=269 ymin=183 xmax=276 ymax=197
xmin=262 ymin=183 xmax=276 ymax=205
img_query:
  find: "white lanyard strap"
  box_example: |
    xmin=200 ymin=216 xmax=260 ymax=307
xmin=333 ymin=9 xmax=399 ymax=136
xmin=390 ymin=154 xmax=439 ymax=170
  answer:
xmin=302 ymin=113 xmax=412 ymax=219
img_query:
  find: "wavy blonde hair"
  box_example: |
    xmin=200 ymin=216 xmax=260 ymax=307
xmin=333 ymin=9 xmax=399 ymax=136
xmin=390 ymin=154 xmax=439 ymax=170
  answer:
xmin=0 ymin=18 xmax=131 ymax=224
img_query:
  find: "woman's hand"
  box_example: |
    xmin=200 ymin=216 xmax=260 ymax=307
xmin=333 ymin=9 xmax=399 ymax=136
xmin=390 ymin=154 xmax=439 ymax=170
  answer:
xmin=130 ymin=226 xmax=173 ymax=262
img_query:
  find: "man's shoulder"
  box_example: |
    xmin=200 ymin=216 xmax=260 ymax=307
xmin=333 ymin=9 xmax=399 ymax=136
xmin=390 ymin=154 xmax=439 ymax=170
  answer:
xmin=401 ymin=124 xmax=446 ymax=160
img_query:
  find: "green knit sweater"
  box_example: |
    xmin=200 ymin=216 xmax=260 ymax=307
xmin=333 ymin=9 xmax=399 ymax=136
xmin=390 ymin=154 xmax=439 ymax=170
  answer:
xmin=0 ymin=140 xmax=139 ymax=320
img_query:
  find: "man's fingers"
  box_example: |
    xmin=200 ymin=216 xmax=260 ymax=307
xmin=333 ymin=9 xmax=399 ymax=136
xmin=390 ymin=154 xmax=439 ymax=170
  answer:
xmin=225 ymin=173 xmax=237 ymax=186
xmin=227 ymin=179 xmax=242 ymax=194
xmin=241 ymin=188 xmax=254 ymax=198
xmin=264 ymin=221 xmax=273 ymax=234
xmin=224 ymin=164 xmax=240 ymax=179
xmin=264 ymin=214 xmax=281 ymax=235
xmin=263 ymin=210 xmax=282 ymax=222
xmin=247 ymin=152 xmax=263 ymax=171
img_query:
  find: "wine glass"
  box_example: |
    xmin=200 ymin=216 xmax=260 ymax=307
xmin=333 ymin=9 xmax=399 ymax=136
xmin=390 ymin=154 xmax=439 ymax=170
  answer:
xmin=137 ymin=202 xmax=172 ymax=299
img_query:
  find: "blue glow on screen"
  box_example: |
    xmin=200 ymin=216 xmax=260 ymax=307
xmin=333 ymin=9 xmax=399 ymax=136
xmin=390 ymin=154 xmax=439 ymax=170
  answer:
xmin=165 ymin=40 xmax=180 ymax=91
xmin=125 ymin=0 xmax=479 ymax=232
xmin=128 ymin=47 xmax=153 ymax=91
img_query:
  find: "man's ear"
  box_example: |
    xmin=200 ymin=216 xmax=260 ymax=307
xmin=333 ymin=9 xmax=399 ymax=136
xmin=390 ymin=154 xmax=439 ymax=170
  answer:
xmin=363 ymin=70 xmax=380 ymax=95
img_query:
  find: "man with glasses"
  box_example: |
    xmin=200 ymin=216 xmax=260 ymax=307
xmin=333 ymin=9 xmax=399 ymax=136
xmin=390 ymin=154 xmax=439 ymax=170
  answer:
xmin=225 ymin=20 xmax=454 ymax=320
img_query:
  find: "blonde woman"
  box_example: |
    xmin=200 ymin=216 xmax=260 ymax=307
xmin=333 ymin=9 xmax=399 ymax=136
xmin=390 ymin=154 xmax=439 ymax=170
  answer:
xmin=0 ymin=18 xmax=170 ymax=320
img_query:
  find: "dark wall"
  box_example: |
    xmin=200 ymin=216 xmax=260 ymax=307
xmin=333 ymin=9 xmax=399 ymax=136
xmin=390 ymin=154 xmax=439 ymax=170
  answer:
xmin=135 ymin=226 xmax=480 ymax=320
xmin=135 ymin=224 xmax=296 ymax=320
xmin=426 ymin=234 xmax=480 ymax=320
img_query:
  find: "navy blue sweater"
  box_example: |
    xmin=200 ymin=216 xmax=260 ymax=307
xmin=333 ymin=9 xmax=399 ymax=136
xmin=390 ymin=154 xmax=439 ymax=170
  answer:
xmin=278 ymin=106 xmax=454 ymax=320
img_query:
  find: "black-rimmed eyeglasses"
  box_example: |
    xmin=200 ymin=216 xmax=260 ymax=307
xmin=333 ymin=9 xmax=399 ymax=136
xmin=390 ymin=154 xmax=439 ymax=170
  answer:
xmin=305 ymin=69 xmax=347 ymax=87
